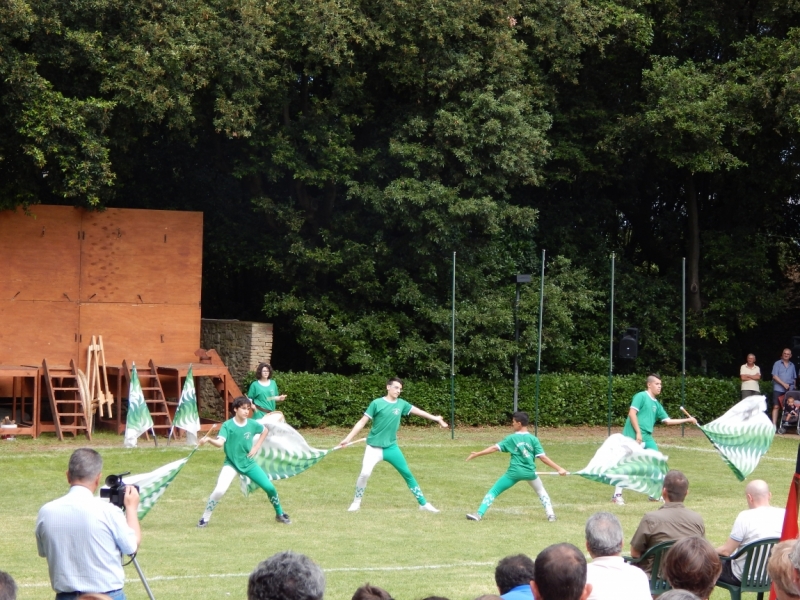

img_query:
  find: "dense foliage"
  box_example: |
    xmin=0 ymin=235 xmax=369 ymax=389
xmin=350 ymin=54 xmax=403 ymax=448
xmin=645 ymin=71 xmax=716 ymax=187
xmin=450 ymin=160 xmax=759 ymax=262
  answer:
xmin=2 ymin=0 xmax=800 ymax=377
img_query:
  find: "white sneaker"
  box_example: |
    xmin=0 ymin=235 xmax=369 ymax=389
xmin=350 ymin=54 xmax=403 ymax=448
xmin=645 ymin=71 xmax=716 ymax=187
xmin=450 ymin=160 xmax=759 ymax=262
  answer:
xmin=348 ymin=501 xmax=361 ymax=512
xmin=547 ymin=514 xmax=557 ymax=522
xmin=419 ymin=502 xmax=440 ymax=513
xmin=466 ymin=513 xmax=482 ymax=521
xmin=611 ymin=494 xmax=625 ymax=505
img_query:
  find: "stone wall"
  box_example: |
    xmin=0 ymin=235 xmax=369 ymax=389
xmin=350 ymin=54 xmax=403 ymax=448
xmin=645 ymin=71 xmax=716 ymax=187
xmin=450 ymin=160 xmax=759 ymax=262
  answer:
xmin=199 ymin=320 xmax=273 ymax=415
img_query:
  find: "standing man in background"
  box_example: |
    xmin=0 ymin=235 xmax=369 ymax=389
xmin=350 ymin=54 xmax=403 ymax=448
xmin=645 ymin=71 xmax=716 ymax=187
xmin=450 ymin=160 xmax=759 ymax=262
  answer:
xmin=772 ymin=349 xmax=797 ymax=430
xmin=740 ymin=354 xmax=761 ymax=399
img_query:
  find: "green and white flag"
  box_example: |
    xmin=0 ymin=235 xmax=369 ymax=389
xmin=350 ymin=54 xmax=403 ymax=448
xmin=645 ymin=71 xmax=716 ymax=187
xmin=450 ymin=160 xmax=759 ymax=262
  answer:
xmin=574 ymin=433 xmax=669 ymax=498
xmin=241 ymin=421 xmax=332 ymax=496
xmin=109 ymin=450 xmax=196 ymax=519
xmin=172 ymin=366 xmax=200 ymax=436
xmin=123 ymin=364 xmax=154 ymax=448
xmin=699 ymin=395 xmax=775 ymax=481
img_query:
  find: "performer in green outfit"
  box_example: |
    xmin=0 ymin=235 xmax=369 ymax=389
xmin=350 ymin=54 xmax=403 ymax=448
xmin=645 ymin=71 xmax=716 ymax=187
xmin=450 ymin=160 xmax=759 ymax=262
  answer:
xmin=248 ymin=363 xmax=286 ymax=420
xmin=611 ymin=374 xmax=696 ymax=505
xmin=339 ymin=377 xmax=448 ymax=512
xmin=197 ymin=396 xmax=291 ymax=526
xmin=465 ymin=411 xmax=567 ymax=522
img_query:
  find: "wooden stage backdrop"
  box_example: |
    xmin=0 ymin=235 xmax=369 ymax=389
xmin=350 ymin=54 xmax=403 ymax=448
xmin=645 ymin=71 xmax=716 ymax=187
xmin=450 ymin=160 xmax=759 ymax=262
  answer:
xmin=0 ymin=205 xmax=203 ymax=395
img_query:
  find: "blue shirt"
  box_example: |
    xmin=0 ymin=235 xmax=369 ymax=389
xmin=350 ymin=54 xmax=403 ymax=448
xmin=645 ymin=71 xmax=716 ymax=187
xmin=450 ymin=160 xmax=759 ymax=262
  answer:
xmin=502 ymin=584 xmax=535 ymax=600
xmin=772 ymin=360 xmax=797 ymax=392
xmin=36 ymin=485 xmax=137 ymax=593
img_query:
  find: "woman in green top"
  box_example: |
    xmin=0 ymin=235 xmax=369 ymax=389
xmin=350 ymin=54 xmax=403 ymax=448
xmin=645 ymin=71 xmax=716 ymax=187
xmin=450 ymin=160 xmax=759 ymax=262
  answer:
xmin=248 ymin=363 xmax=287 ymax=420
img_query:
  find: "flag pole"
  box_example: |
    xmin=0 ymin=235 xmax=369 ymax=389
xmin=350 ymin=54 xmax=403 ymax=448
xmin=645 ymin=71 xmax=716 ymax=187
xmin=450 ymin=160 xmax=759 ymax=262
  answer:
xmin=608 ymin=253 xmax=615 ymax=436
xmin=534 ymin=250 xmax=546 ymax=436
xmin=451 ymin=251 xmax=456 ymax=440
xmin=682 ymin=257 xmax=686 ymax=438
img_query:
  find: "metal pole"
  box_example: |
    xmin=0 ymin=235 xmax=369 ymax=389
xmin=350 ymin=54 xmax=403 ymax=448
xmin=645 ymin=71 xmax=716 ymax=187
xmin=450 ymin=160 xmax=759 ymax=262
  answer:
xmin=682 ymin=257 xmax=686 ymax=437
xmin=131 ymin=555 xmax=156 ymax=600
xmin=451 ymin=252 xmax=456 ymax=439
xmin=608 ymin=253 xmax=615 ymax=436
xmin=535 ymin=250 xmax=546 ymax=435
xmin=513 ymin=282 xmax=521 ymax=413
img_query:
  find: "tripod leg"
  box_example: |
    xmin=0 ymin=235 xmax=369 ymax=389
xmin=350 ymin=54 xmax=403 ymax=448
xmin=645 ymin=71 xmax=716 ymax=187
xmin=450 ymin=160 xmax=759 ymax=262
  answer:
xmin=130 ymin=555 xmax=156 ymax=600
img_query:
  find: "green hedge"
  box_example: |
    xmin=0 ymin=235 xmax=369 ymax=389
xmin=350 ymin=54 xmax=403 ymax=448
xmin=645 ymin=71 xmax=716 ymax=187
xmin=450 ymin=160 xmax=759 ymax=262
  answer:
xmin=248 ymin=373 xmax=772 ymax=429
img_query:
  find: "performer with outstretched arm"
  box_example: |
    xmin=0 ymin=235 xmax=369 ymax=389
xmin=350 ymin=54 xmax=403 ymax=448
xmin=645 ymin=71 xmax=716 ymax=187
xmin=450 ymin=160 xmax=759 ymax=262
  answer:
xmin=465 ymin=411 xmax=567 ymax=522
xmin=197 ymin=396 xmax=291 ymax=527
xmin=339 ymin=377 xmax=448 ymax=512
xmin=611 ymin=374 xmax=696 ymax=505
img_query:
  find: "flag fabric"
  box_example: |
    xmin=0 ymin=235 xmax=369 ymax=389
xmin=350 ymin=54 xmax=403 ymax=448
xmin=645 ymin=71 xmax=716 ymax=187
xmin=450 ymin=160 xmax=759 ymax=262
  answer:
xmin=698 ymin=395 xmax=775 ymax=481
xmin=172 ymin=366 xmax=200 ymax=435
xmin=241 ymin=421 xmax=332 ymax=496
xmin=123 ymin=364 xmax=154 ymax=448
xmin=573 ymin=433 xmax=669 ymax=498
xmin=769 ymin=443 xmax=800 ymax=600
xmin=112 ymin=450 xmax=196 ymax=519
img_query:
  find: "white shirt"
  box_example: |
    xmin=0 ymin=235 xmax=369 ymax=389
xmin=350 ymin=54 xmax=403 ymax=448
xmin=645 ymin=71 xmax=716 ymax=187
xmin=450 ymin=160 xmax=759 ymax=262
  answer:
xmin=586 ymin=555 xmax=651 ymax=600
xmin=740 ymin=364 xmax=761 ymax=392
xmin=35 ymin=485 xmax=138 ymax=593
xmin=728 ymin=505 xmax=785 ymax=580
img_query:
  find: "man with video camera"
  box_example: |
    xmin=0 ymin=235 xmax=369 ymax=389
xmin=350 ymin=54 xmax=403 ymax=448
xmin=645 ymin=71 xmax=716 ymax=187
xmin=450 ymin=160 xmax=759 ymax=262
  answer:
xmin=35 ymin=448 xmax=141 ymax=600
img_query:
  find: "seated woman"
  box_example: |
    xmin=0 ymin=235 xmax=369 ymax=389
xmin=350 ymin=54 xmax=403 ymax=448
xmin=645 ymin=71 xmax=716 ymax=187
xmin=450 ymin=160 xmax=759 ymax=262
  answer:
xmin=662 ymin=537 xmax=722 ymax=600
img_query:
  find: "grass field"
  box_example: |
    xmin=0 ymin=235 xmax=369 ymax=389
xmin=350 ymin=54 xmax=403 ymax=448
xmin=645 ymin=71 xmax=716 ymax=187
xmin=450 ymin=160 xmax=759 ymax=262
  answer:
xmin=2 ymin=425 xmax=798 ymax=600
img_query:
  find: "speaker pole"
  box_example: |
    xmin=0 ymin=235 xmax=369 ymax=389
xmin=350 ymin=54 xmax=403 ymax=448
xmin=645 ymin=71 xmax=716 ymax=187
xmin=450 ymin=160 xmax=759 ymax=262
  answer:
xmin=608 ymin=253 xmax=615 ymax=436
xmin=682 ymin=256 xmax=686 ymax=438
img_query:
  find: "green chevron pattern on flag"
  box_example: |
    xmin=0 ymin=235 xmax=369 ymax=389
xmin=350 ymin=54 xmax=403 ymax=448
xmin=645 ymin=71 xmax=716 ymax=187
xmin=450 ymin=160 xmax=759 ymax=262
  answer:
xmin=240 ymin=421 xmax=332 ymax=496
xmin=699 ymin=395 xmax=775 ymax=481
xmin=114 ymin=450 xmax=197 ymax=519
xmin=123 ymin=364 xmax=154 ymax=448
xmin=173 ymin=365 xmax=200 ymax=435
xmin=574 ymin=433 xmax=669 ymax=498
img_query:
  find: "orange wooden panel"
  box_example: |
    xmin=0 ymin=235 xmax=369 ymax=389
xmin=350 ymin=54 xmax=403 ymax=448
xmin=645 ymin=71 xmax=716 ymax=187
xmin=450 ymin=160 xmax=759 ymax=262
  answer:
xmin=80 ymin=209 xmax=203 ymax=304
xmin=78 ymin=303 xmax=200 ymax=370
xmin=0 ymin=206 xmax=81 ymax=302
xmin=0 ymin=300 xmax=79 ymax=365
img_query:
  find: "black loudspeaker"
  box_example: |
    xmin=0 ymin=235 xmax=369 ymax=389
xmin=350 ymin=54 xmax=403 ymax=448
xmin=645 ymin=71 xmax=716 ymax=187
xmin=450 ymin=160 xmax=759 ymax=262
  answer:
xmin=619 ymin=328 xmax=639 ymax=359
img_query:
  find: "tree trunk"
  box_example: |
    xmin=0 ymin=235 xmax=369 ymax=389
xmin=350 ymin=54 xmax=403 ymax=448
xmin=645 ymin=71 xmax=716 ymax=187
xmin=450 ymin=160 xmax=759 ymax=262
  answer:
xmin=686 ymin=173 xmax=702 ymax=312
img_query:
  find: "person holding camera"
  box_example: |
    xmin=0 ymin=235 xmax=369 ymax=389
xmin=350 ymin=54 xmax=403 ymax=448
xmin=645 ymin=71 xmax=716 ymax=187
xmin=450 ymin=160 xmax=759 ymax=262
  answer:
xmin=35 ymin=448 xmax=140 ymax=600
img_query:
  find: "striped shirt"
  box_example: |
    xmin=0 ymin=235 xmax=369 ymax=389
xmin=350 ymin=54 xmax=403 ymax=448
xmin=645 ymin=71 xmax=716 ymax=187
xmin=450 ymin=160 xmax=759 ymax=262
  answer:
xmin=35 ymin=485 xmax=137 ymax=594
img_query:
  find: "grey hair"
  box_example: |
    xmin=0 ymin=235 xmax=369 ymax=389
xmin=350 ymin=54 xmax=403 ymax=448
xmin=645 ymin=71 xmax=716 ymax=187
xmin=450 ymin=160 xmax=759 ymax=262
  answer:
xmin=585 ymin=512 xmax=623 ymax=557
xmin=657 ymin=591 xmax=700 ymax=600
xmin=0 ymin=570 xmax=16 ymax=600
xmin=248 ymin=551 xmax=325 ymax=600
xmin=789 ymin=539 xmax=800 ymax=572
xmin=68 ymin=448 xmax=103 ymax=482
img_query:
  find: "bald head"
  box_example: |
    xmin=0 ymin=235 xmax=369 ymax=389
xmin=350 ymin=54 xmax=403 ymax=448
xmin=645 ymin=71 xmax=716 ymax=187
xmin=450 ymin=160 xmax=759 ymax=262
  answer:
xmin=745 ymin=480 xmax=771 ymax=508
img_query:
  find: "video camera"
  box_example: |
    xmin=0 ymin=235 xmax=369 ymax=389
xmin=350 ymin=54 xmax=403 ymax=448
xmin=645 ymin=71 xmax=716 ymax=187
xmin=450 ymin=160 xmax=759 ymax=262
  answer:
xmin=100 ymin=472 xmax=139 ymax=509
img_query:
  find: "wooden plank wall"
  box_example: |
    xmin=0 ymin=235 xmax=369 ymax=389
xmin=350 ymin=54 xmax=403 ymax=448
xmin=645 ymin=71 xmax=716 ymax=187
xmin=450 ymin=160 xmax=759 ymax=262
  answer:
xmin=0 ymin=206 xmax=203 ymax=379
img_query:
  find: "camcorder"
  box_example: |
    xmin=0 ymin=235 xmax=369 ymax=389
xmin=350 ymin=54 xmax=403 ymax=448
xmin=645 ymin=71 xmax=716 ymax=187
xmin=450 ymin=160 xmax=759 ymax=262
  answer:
xmin=100 ymin=472 xmax=139 ymax=510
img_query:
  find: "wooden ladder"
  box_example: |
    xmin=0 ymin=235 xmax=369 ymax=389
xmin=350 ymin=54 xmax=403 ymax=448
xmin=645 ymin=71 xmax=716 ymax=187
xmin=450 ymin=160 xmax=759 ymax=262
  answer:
xmin=122 ymin=359 xmax=173 ymax=436
xmin=42 ymin=359 xmax=92 ymax=441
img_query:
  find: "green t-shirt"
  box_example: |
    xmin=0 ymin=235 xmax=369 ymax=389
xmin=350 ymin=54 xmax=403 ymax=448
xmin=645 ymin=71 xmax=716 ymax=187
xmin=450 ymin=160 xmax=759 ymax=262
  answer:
xmin=365 ymin=397 xmax=413 ymax=448
xmin=248 ymin=379 xmax=279 ymax=419
xmin=218 ymin=417 xmax=264 ymax=472
xmin=497 ymin=432 xmax=545 ymax=480
xmin=622 ymin=391 xmax=669 ymax=438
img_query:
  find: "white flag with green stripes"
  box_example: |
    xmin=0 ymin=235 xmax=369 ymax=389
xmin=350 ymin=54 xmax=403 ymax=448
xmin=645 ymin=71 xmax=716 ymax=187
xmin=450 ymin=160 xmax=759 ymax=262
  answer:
xmin=173 ymin=366 xmax=200 ymax=435
xmin=574 ymin=433 xmax=669 ymax=498
xmin=123 ymin=364 xmax=154 ymax=448
xmin=699 ymin=395 xmax=775 ymax=481
xmin=240 ymin=421 xmax=332 ymax=496
xmin=109 ymin=450 xmax=196 ymax=519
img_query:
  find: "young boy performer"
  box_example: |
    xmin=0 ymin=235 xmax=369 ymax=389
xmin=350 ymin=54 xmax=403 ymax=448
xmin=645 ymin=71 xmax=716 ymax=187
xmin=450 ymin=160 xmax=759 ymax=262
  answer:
xmin=197 ymin=396 xmax=291 ymax=527
xmin=465 ymin=411 xmax=567 ymax=522
xmin=339 ymin=377 xmax=448 ymax=512
xmin=611 ymin=373 xmax=696 ymax=505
